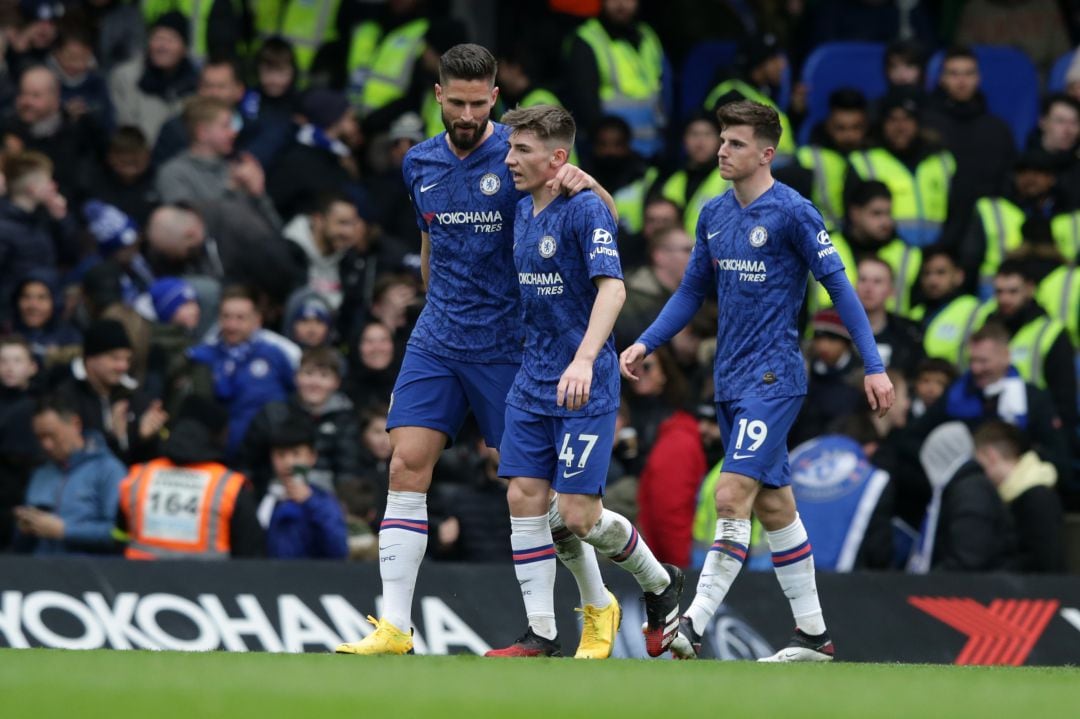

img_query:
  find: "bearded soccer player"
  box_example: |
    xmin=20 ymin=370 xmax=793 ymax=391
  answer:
xmin=621 ymin=101 xmax=894 ymax=661
xmin=336 ymin=44 xmax=621 ymax=658
xmin=484 ymin=104 xmax=683 ymax=658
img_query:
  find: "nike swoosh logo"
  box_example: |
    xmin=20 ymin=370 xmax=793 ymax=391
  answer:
xmin=420 ymin=182 xmax=440 ymax=192
xmin=563 ymin=469 xmax=586 ymax=478
xmin=732 ymin=452 xmax=755 ymax=460
xmin=707 ymin=230 xmax=721 ymax=239
xmin=378 ymin=544 xmax=401 ymax=551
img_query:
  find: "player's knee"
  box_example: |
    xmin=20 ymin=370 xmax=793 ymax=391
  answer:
xmin=714 ymin=483 xmax=753 ymax=519
xmin=505 ymin=481 xmax=547 ymax=515
xmin=388 ymin=450 xmax=434 ymax=492
xmin=558 ymin=503 xmax=599 ymax=538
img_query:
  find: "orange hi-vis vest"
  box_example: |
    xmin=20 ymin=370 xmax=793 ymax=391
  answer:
xmin=119 ymin=458 xmax=245 ymax=560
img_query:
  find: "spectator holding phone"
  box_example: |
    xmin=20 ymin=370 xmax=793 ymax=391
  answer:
xmin=261 ymin=411 xmax=348 ymax=560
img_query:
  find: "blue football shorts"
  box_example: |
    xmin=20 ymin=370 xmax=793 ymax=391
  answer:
xmin=386 ymin=345 xmax=520 ymax=449
xmin=717 ymin=395 xmax=805 ymax=488
xmin=498 ymin=405 xmax=616 ymax=496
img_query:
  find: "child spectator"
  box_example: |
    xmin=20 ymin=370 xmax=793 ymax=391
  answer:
xmin=241 ymin=346 xmax=361 ymax=498
xmin=283 ymin=289 xmax=335 ymax=349
xmin=252 ymin=37 xmax=298 ymax=120
xmin=911 ymin=357 xmax=959 ymax=418
xmin=262 ymin=412 xmax=348 ymax=559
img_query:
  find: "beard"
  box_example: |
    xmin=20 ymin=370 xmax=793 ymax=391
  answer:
xmin=444 ymin=112 xmax=489 ymax=152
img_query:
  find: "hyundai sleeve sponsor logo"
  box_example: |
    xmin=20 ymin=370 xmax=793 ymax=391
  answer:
xmin=817 ymin=230 xmax=832 ymax=245
xmin=592 ymin=228 xmax=614 ymax=244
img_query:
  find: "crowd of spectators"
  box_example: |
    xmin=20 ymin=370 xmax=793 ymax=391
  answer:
xmin=1 ymin=0 xmax=1078 ymax=573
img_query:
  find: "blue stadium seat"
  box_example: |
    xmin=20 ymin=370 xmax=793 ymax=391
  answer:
xmin=679 ymin=41 xmax=740 ymax=121
xmin=925 ymin=45 xmax=1039 ymax=149
xmin=798 ymin=42 xmax=887 ymax=145
xmin=1048 ymin=49 xmax=1076 ymax=93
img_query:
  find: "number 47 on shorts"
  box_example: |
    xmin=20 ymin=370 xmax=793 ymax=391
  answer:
xmin=558 ymin=433 xmax=599 ymax=469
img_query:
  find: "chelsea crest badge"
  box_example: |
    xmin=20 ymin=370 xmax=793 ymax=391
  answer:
xmin=479 ymin=173 xmax=501 ymax=195
xmin=749 ymin=225 xmax=768 ymax=247
xmin=539 ymin=235 xmax=557 ymax=258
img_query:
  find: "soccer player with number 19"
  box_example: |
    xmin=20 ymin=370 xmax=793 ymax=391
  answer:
xmin=486 ymin=105 xmax=684 ymax=658
xmin=620 ymin=101 xmax=894 ymax=661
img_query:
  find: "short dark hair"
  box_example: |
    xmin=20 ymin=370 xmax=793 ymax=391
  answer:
xmin=34 ymin=393 xmax=80 ymax=421
xmin=973 ymin=419 xmax=1027 ymax=459
xmin=358 ymin=402 xmax=389 ymax=433
xmin=501 ymin=104 xmax=576 ymax=149
xmin=970 ymin=320 xmax=1010 ymax=346
xmin=995 ymin=258 xmax=1035 ymax=283
xmin=439 ymin=43 xmax=496 ymax=85
xmin=916 ymin=357 xmax=959 ymax=384
xmin=884 ymin=39 xmax=925 ymax=69
xmin=314 ymin=191 xmax=353 ymax=217
xmin=220 ymin=284 xmax=259 ymax=309
xmin=716 ymin=100 xmax=782 ymax=147
xmin=828 ymin=88 xmax=868 ymax=113
xmin=299 ymin=346 xmax=344 ymax=377
xmin=594 ymin=114 xmax=632 ymax=141
xmin=108 ymin=126 xmax=149 ymax=155
xmin=255 ymin=36 xmax=296 ymax=72
xmin=847 ymin=179 xmax=891 ymax=208
xmin=202 ymin=56 xmax=245 ymax=86
xmin=1041 ymin=92 xmax=1080 ymax=118
xmin=0 ymin=334 xmax=33 ymax=359
xmin=268 ymin=411 xmax=317 ymax=451
xmin=921 ymin=244 xmax=959 ymax=267
xmin=942 ymin=44 xmax=978 ymax=65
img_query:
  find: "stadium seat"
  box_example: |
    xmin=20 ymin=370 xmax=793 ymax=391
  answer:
xmin=1048 ymin=49 xmax=1076 ymax=93
xmin=925 ymin=45 xmax=1039 ymax=149
xmin=798 ymin=42 xmax=887 ymax=145
xmin=679 ymin=41 xmax=740 ymax=121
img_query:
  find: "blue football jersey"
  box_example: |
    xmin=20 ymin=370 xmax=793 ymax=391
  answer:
xmin=686 ymin=181 xmax=845 ymax=400
xmin=506 ymin=191 xmax=623 ymax=417
xmin=402 ymin=123 xmax=525 ymax=363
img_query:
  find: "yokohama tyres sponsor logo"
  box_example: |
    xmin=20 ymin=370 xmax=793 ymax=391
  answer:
xmin=433 ymin=211 xmax=503 ymax=225
xmin=908 ymin=596 xmax=1059 ymax=665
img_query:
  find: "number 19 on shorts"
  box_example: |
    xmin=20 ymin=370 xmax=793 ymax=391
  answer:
xmin=559 ymin=433 xmax=599 ymax=469
xmin=734 ymin=418 xmax=768 ymax=451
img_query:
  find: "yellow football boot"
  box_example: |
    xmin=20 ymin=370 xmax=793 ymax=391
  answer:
xmin=574 ymin=590 xmax=621 ymax=659
xmin=335 ymin=616 xmax=414 ymax=655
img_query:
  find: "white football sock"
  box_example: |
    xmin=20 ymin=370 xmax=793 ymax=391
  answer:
xmin=583 ymin=509 xmax=669 ymax=594
xmin=767 ymin=514 xmax=826 ymax=636
xmin=548 ymin=496 xmax=610 ymax=608
xmin=685 ymin=518 xmax=751 ymax=634
xmin=511 ymin=514 xmax=557 ymax=640
xmin=378 ymin=490 xmax=429 ymax=631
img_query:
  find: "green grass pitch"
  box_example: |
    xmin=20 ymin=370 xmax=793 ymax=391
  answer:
xmin=2 ymin=649 xmax=1077 ymax=719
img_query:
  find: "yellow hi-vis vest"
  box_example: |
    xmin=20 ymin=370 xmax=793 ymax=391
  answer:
xmin=1050 ymin=211 xmax=1080 ymax=264
xmin=974 ymin=197 xmax=1025 ymax=291
xmin=1007 ymin=314 xmax=1067 ymax=389
xmin=806 ymin=231 xmax=858 ymax=316
xmin=612 ymin=166 xmax=659 ymax=235
xmin=1037 ymin=265 xmax=1080 ymax=347
xmin=797 ymin=144 xmax=848 ymax=228
xmin=704 ymin=79 xmax=795 ymax=160
xmin=849 ymin=148 xmax=955 ymax=247
xmin=252 ymin=0 xmax=341 ymax=82
xmin=348 ymin=18 xmax=429 ymax=114
xmin=921 ymin=295 xmax=989 ymax=366
xmin=659 ymin=168 xmax=731 ymax=236
xmin=877 ymin=239 xmax=922 ymax=319
xmin=575 ymin=18 xmax=664 ymax=157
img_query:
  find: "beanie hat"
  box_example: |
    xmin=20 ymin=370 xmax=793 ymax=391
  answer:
xmin=297 ymin=298 xmax=331 ymax=324
xmin=150 ymin=11 xmax=190 ymax=47
xmin=301 ymin=89 xmax=350 ymax=131
xmin=84 ymin=201 xmax=138 ymax=256
xmin=811 ymin=309 xmax=850 ymax=341
xmin=83 ymin=318 xmax=132 ymax=357
xmin=149 ymin=277 xmax=196 ymax=323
